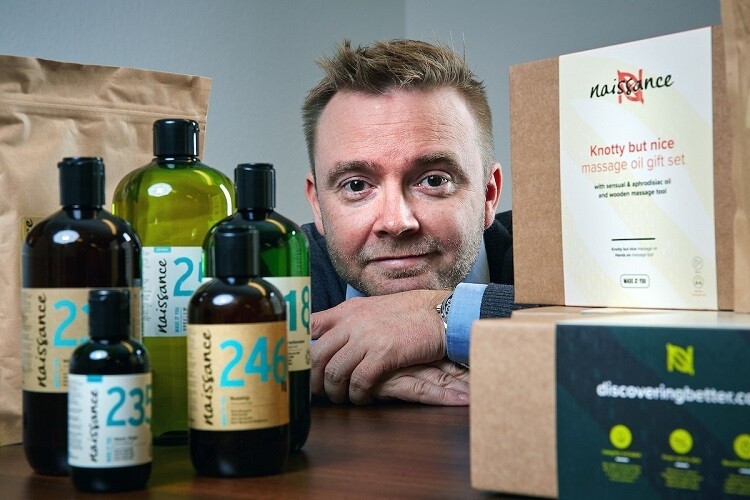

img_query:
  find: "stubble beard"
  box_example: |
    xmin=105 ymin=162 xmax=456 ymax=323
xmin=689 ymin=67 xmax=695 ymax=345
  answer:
xmin=323 ymin=219 xmax=485 ymax=297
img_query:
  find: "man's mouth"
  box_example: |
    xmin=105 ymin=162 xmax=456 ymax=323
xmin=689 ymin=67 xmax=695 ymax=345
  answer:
xmin=368 ymin=253 xmax=431 ymax=271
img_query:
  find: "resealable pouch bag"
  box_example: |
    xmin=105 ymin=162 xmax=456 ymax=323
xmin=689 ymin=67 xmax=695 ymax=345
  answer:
xmin=0 ymin=54 xmax=211 ymax=445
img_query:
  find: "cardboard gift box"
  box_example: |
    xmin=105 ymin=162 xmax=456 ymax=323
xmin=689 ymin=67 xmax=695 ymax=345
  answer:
xmin=470 ymin=308 xmax=750 ymax=498
xmin=510 ymin=26 xmax=735 ymax=311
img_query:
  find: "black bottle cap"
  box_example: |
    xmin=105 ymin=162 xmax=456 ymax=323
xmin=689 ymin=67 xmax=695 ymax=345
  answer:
xmin=211 ymin=225 xmax=260 ymax=279
xmin=153 ymin=118 xmax=199 ymax=157
xmin=235 ymin=163 xmax=275 ymax=210
xmin=88 ymin=289 xmax=130 ymax=340
xmin=58 ymin=157 xmax=105 ymax=208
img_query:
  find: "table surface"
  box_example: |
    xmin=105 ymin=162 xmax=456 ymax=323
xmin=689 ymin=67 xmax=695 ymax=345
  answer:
xmin=0 ymin=403 xmax=496 ymax=498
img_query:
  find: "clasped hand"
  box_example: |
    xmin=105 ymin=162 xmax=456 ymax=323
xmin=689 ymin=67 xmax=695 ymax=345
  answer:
xmin=310 ymin=290 xmax=470 ymax=405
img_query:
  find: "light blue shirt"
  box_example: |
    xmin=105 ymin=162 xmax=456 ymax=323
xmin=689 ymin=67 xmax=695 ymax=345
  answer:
xmin=345 ymin=242 xmax=489 ymax=366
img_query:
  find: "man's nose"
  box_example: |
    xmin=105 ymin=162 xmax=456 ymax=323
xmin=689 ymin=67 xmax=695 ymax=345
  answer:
xmin=372 ymin=187 xmax=419 ymax=236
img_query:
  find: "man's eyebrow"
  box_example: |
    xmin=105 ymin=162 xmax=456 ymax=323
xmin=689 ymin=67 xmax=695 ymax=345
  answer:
xmin=323 ymin=160 xmax=372 ymax=188
xmin=413 ymin=152 xmax=461 ymax=169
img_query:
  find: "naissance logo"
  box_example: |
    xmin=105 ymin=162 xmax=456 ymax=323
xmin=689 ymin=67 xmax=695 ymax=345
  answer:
xmin=616 ymin=70 xmax=644 ymax=104
xmin=666 ymin=342 xmax=695 ymax=376
xmin=589 ymin=68 xmax=674 ymax=105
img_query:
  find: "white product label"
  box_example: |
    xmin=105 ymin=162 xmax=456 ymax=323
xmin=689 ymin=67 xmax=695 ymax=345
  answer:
xmin=142 ymin=246 xmax=203 ymax=337
xmin=558 ymin=27 xmax=717 ymax=309
xmin=68 ymin=373 xmax=152 ymax=468
xmin=264 ymin=276 xmax=311 ymax=372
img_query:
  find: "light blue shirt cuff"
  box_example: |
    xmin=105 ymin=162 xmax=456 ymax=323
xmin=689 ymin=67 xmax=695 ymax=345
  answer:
xmin=446 ymin=283 xmax=486 ymax=365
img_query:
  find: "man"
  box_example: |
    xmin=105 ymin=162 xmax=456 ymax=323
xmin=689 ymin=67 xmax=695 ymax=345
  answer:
xmin=302 ymin=39 xmax=522 ymax=407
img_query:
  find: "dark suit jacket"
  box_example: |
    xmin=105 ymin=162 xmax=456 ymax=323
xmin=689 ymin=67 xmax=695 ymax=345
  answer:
xmin=302 ymin=210 xmax=522 ymax=318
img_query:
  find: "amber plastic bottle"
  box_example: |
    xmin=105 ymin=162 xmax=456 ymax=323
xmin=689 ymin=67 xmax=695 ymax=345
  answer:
xmin=188 ymin=225 xmax=288 ymax=476
xmin=68 ymin=289 xmax=151 ymax=492
xmin=203 ymin=163 xmax=311 ymax=451
xmin=21 ymin=157 xmax=141 ymax=476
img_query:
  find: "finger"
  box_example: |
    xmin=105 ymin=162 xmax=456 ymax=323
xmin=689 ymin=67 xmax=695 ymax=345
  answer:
xmin=347 ymin=356 xmax=389 ymax=405
xmin=376 ymin=375 xmax=469 ymax=406
xmin=310 ymin=327 xmax=349 ymax=398
xmin=346 ymin=339 xmax=408 ymax=405
xmin=417 ymin=362 xmax=470 ymax=394
xmin=427 ymin=359 xmax=470 ymax=383
xmin=346 ymin=331 xmax=449 ymax=405
xmin=323 ymin=341 xmax=371 ymax=404
xmin=309 ymin=310 xmax=327 ymax=340
xmin=373 ymin=366 xmax=470 ymax=405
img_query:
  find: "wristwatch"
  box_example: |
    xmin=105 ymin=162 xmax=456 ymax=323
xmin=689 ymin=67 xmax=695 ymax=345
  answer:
xmin=436 ymin=292 xmax=453 ymax=331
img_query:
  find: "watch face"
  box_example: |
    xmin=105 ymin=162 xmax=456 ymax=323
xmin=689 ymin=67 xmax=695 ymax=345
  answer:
xmin=440 ymin=293 xmax=453 ymax=321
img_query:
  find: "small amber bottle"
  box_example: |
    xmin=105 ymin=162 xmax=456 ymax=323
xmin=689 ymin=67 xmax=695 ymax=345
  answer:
xmin=68 ymin=289 xmax=151 ymax=492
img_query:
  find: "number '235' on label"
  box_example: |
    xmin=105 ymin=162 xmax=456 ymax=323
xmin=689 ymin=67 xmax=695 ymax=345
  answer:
xmin=68 ymin=373 xmax=152 ymax=468
xmin=142 ymin=246 xmax=203 ymax=338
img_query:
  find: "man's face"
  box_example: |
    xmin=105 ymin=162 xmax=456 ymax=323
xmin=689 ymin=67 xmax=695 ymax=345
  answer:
xmin=306 ymin=87 xmax=501 ymax=296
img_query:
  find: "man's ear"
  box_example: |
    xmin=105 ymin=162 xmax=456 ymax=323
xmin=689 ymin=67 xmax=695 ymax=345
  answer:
xmin=483 ymin=163 xmax=502 ymax=229
xmin=305 ymin=171 xmax=325 ymax=235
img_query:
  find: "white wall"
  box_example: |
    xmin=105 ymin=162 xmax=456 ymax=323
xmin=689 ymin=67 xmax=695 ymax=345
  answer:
xmin=0 ymin=0 xmax=404 ymax=223
xmin=0 ymin=0 xmax=721 ymax=223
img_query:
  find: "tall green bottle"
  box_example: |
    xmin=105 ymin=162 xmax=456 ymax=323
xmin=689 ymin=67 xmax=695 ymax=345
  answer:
xmin=112 ymin=119 xmax=234 ymax=443
xmin=203 ymin=163 xmax=311 ymax=451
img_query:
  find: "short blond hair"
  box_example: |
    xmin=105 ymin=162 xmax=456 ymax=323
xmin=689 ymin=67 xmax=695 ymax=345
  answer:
xmin=302 ymin=39 xmax=495 ymax=176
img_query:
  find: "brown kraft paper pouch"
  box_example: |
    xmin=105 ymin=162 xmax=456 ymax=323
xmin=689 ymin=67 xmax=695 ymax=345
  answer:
xmin=0 ymin=54 xmax=211 ymax=445
xmin=721 ymin=1 xmax=750 ymax=312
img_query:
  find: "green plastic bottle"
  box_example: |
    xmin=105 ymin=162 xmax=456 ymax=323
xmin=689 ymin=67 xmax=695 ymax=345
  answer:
xmin=203 ymin=163 xmax=311 ymax=451
xmin=112 ymin=119 xmax=234 ymax=443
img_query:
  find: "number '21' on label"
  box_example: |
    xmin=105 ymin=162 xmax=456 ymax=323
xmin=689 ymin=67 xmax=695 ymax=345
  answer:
xmin=21 ymin=288 xmax=143 ymax=393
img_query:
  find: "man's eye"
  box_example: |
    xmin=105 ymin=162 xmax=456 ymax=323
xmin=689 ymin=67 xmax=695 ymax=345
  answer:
xmin=420 ymin=175 xmax=448 ymax=188
xmin=344 ymin=179 xmax=368 ymax=192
